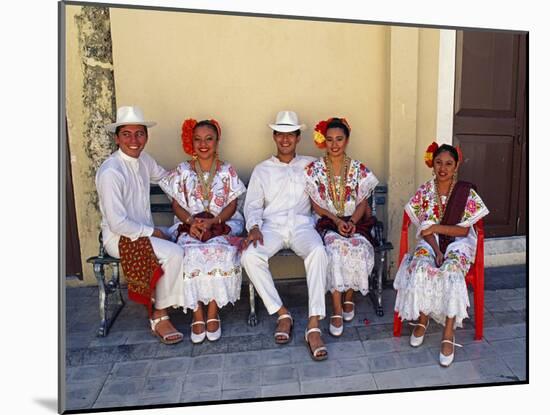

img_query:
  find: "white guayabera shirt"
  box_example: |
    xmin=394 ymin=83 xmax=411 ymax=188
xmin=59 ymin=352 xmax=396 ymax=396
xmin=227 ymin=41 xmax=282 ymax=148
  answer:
xmin=96 ymin=149 xmax=167 ymax=252
xmin=244 ymin=154 xmax=316 ymax=232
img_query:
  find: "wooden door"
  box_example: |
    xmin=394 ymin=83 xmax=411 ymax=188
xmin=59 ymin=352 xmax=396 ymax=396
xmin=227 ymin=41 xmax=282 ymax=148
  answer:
xmin=66 ymin=121 xmax=83 ymax=279
xmin=453 ymin=31 xmax=527 ymax=237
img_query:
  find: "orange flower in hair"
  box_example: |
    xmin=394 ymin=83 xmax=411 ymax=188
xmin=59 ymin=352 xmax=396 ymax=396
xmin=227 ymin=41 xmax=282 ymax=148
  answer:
xmin=181 ymin=119 xmax=197 ymax=156
xmin=424 ymin=141 xmax=439 ymax=168
xmin=313 ymin=117 xmax=352 ymax=149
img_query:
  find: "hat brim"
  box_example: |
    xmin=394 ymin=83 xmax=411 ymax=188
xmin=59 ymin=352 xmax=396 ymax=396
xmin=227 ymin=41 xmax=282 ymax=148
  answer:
xmin=105 ymin=121 xmax=157 ymax=133
xmin=268 ymin=124 xmax=306 ymax=133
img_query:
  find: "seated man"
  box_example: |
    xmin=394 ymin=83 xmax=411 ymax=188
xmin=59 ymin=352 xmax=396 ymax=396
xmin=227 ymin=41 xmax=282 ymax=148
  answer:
xmin=96 ymin=105 xmax=185 ymax=345
xmin=241 ymin=110 xmax=329 ymax=361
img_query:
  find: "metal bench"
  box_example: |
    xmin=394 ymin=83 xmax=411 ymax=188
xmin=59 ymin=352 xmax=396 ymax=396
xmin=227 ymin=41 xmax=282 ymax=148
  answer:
xmin=87 ymin=184 xmax=392 ymax=335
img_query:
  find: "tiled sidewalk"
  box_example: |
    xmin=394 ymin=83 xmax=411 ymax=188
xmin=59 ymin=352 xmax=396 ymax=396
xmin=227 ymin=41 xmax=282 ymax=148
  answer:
xmin=64 ymin=265 xmax=527 ymax=411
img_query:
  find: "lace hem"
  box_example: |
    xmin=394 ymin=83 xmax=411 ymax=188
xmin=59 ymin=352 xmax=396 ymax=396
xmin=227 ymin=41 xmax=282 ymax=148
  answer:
xmin=393 ymin=254 xmax=470 ymax=328
xmin=179 ymin=272 xmax=242 ymax=312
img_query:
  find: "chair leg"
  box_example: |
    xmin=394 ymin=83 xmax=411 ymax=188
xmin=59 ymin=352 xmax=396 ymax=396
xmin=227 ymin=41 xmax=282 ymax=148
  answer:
xmin=248 ymin=283 xmax=258 ymax=327
xmin=375 ymin=251 xmax=386 ymax=317
xmin=93 ymin=263 xmax=108 ymax=337
xmin=393 ymin=311 xmax=402 ymax=337
xmin=474 ymin=277 xmax=484 ymax=341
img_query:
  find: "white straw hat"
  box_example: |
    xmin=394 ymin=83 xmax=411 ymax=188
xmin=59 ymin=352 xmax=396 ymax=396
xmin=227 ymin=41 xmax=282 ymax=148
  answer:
xmin=105 ymin=106 xmax=157 ymax=133
xmin=268 ymin=110 xmax=306 ymax=133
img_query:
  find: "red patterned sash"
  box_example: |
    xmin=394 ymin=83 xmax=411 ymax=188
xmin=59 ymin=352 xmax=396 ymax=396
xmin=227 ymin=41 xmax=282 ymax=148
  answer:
xmin=118 ymin=236 xmax=164 ymax=316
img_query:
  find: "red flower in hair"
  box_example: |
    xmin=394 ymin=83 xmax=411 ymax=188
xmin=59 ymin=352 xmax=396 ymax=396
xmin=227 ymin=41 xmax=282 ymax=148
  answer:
xmin=456 ymin=146 xmax=463 ymax=164
xmin=181 ymin=119 xmax=197 ymax=156
xmin=424 ymin=141 xmax=439 ymax=168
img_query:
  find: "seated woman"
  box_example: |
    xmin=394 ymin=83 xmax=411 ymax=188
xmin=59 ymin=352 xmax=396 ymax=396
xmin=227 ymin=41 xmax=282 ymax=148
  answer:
xmin=159 ymin=119 xmax=246 ymax=343
xmin=393 ymin=143 xmax=489 ymax=367
xmin=304 ymin=117 xmax=379 ymax=337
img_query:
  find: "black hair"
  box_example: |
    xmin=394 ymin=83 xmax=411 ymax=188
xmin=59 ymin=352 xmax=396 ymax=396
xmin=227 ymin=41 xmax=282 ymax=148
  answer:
xmin=114 ymin=125 xmax=148 ymax=136
xmin=273 ymin=129 xmax=301 ymax=137
xmin=433 ymin=144 xmax=459 ymax=163
xmin=195 ymin=120 xmax=219 ymax=139
xmin=326 ymin=118 xmax=350 ymax=138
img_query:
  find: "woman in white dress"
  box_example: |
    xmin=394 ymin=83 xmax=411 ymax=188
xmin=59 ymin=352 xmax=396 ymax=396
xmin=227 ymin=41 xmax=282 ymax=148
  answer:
xmin=159 ymin=119 xmax=246 ymax=343
xmin=304 ymin=117 xmax=379 ymax=337
xmin=393 ymin=143 xmax=489 ymax=366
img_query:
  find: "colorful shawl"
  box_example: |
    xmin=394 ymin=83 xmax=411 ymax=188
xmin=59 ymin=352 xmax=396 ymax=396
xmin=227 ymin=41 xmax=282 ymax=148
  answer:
xmin=438 ymin=181 xmax=476 ymax=253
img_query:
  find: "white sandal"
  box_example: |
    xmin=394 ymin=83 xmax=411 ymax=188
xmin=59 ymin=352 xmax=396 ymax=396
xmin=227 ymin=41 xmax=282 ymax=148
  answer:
xmin=150 ymin=315 xmax=183 ymax=345
xmin=190 ymin=321 xmax=206 ymax=344
xmin=409 ymin=320 xmax=429 ymax=347
xmin=329 ymin=315 xmax=344 ymax=337
xmin=305 ymin=328 xmax=328 ymax=361
xmin=342 ymin=301 xmax=355 ymax=322
xmin=439 ymin=337 xmax=463 ymax=367
xmin=274 ymin=313 xmax=293 ymax=344
xmin=206 ymin=317 xmax=222 ymax=342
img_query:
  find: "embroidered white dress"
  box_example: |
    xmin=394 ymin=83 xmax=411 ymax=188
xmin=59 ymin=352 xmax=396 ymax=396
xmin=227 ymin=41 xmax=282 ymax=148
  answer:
xmin=159 ymin=161 xmax=246 ymax=312
xmin=393 ymin=179 xmax=489 ymax=328
xmin=304 ymin=158 xmax=379 ymax=294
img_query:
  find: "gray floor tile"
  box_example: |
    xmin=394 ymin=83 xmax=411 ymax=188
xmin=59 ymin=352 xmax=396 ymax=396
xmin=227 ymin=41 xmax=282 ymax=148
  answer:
xmin=336 ymin=357 xmax=372 ymax=376
xmin=221 ymin=388 xmax=261 ymax=400
xmin=298 ymin=360 xmax=340 ymax=381
xmin=65 ymin=379 xmax=105 ymax=410
xmin=501 ymin=353 xmax=527 ymax=380
xmin=301 ymin=373 xmax=377 ymax=395
xmin=261 ymin=365 xmax=299 ymax=385
xmin=462 ymin=340 xmax=495 ymax=360
xmin=436 ymin=361 xmax=484 ymax=385
xmin=149 ymin=357 xmax=191 ymax=377
xmin=373 ymin=369 xmax=414 ymax=390
xmin=111 ymin=361 xmax=151 ymax=378
xmin=141 ymin=375 xmax=184 ymax=399
xmin=189 ymin=354 xmax=224 ymax=373
xmin=66 ymin=363 xmax=113 ymax=383
xmin=326 ymin=340 xmax=367 ymax=357
xmin=180 ymin=389 xmax=222 ymax=403
xmin=490 ymin=338 xmax=526 ymax=355
xmin=362 ymin=338 xmax=399 ymax=355
xmin=223 ymin=350 xmax=263 ymax=370
xmin=183 ymin=372 xmax=222 ymax=392
xmin=96 ymin=377 xmax=145 ymax=402
xmin=261 ymin=382 xmax=301 ymax=398
xmin=483 ymin=326 xmax=518 ymax=342
xmin=257 ymin=348 xmax=292 ymax=366
xmin=368 ymin=353 xmax=406 ymax=372
xmin=404 ymin=365 xmax=451 ymax=387
xmin=89 ymin=332 xmax=129 ymax=347
xmin=470 ymin=356 xmax=517 ymax=381
xmin=399 ymin=348 xmax=437 ymax=368
xmin=222 ymin=370 xmax=262 ymax=390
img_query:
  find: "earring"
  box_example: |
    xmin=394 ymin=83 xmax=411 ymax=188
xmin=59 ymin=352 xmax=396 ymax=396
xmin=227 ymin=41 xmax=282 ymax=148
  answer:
xmin=432 ymin=170 xmax=436 ymax=176
xmin=192 ymin=153 xmax=198 ymax=161
xmin=453 ymin=171 xmax=458 ymax=181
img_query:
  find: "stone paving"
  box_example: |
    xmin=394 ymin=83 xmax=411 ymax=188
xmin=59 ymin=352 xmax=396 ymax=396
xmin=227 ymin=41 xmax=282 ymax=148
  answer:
xmin=63 ymin=265 xmax=527 ymax=411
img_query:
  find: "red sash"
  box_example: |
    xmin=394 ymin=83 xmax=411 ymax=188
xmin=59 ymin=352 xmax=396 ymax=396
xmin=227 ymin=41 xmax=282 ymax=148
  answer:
xmin=315 ymin=214 xmax=378 ymax=247
xmin=177 ymin=211 xmax=231 ymax=242
xmin=118 ymin=236 xmax=164 ymax=316
xmin=438 ymin=181 xmax=475 ymax=253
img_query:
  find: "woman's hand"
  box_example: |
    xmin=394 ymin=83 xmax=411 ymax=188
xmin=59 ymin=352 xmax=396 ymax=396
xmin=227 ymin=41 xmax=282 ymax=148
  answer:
xmin=337 ymin=219 xmax=349 ymax=236
xmin=189 ymin=219 xmax=204 ymax=240
xmin=194 ymin=217 xmax=215 ymax=231
xmin=152 ymin=228 xmax=169 ymax=240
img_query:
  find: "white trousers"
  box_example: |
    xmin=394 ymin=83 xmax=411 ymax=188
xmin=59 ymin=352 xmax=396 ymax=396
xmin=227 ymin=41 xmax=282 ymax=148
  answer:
xmin=104 ymin=236 xmax=185 ymax=310
xmin=241 ymin=223 xmax=328 ymax=319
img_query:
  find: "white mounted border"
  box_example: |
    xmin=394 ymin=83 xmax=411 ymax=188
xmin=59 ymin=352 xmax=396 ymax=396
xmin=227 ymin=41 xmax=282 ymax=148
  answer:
xmin=436 ymin=29 xmax=456 ymax=145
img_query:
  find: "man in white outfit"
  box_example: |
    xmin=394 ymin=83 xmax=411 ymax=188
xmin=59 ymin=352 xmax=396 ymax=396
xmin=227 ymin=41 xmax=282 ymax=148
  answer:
xmin=96 ymin=106 xmax=185 ymax=345
xmin=241 ymin=110 xmax=329 ymax=361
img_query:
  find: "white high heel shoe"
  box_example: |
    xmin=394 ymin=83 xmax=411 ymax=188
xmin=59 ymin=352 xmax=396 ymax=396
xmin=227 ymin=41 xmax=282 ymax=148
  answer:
xmin=439 ymin=337 xmax=463 ymax=367
xmin=190 ymin=320 xmax=206 ymax=344
xmin=409 ymin=320 xmax=429 ymax=347
xmin=342 ymin=301 xmax=355 ymax=322
xmin=206 ymin=317 xmax=221 ymax=342
xmin=329 ymin=315 xmax=344 ymax=337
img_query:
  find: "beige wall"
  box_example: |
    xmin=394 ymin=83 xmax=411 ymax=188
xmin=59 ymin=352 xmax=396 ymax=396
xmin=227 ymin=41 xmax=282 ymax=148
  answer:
xmin=66 ymin=6 xmax=444 ymax=284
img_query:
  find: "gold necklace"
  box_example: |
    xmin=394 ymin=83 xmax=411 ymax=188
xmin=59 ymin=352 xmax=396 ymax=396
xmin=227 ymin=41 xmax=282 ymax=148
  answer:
xmin=194 ymin=157 xmax=219 ymax=212
xmin=325 ymin=155 xmax=350 ymax=217
xmin=434 ymin=176 xmax=456 ymax=221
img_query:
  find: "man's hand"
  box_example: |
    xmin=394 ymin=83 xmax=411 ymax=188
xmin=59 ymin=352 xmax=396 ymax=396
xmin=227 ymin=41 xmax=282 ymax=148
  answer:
xmin=243 ymin=227 xmax=264 ymax=249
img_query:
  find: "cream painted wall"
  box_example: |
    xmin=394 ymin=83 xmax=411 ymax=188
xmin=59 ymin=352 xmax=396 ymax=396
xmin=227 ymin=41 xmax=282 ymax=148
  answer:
xmin=66 ymin=6 xmax=444 ymax=283
xmin=109 ymin=9 xmax=389 ymax=184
